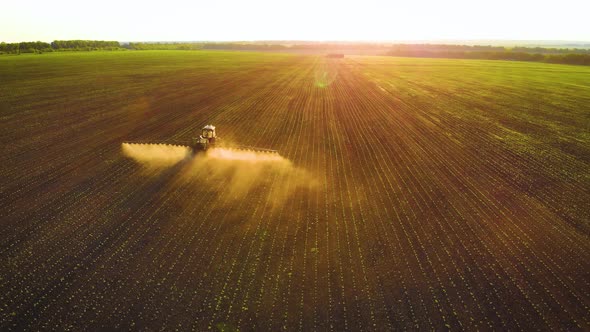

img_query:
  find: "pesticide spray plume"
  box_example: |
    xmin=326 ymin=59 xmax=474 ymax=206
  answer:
xmin=121 ymin=143 xmax=191 ymax=167
xmin=186 ymin=148 xmax=318 ymax=208
xmin=121 ymin=144 xmax=318 ymax=209
xmin=207 ymin=148 xmax=285 ymax=163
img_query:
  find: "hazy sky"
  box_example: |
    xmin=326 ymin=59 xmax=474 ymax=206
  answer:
xmin=2 ymin=0 xmax=589 ymax=42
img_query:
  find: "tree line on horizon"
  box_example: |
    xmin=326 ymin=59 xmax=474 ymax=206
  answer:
xmin=125 ymin=42 xmax=590 ymax=65
xmin=386 ymin=49 xmax=590 ymax=66
xmin=127 ymin=42 xmax=590 ymax=53
xmin=2 ymin=40 xmax=589 ymax=65
xmin=0 ymin=40 xmax=120 ymax=54
xmin=384 ymin=44 xmax=590 ymax=66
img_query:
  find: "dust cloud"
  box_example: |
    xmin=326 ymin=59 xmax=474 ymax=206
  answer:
xmin=121 ymin=143 xmax=191 ymax=167
xmin=121 ymin=144 xmax=318 ymax=208
xmin=207 ymin=148 xmax=285 ymax=163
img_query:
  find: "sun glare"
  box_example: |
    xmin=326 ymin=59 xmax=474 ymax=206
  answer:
xmin=1 ymin=0 xmax=589 ymax=42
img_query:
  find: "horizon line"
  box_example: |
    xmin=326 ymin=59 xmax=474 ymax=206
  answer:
xmin=4 ymin=39 xmax=590 ymax=45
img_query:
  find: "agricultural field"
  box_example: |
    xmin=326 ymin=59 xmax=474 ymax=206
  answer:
xmin=1 ymin=50 xmax=589 ymax=330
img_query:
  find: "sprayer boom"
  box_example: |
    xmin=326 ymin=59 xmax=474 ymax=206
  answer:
xmin=123 ymin=125 xmax=278 ymax=155
xmin=123 ymin=141 xmax=190 ymax=148
xmin=229 ymin=145 xmax=278 ymax=154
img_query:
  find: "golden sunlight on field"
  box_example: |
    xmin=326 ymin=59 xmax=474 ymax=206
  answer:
xmin=121 ymin=144 xmax=318 ymax=208
xmin=121 ymin=143 xmax=191 ymax=166
xmin=2 ymin=51 xmax=589 ymax=331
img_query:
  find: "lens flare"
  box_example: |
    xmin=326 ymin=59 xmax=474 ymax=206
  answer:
xmin=314 ymin=63 xmax=339 ymax=88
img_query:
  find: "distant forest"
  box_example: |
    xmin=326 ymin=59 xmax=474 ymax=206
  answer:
xmin=0 ymin=40 xmax=120 ymax=53
xmin=384 ymin=44 xmax=590 ymax=65
xmin=2 ymin=40 xmax=590 ymax=65
xmin=125 ymin=42 xmax=590 ymax=65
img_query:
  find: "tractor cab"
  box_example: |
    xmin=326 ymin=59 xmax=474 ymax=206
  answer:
xmin=191 ymin=125 xmax=217 ymax=152
xmin=202 ymin=125 xmax=216 ymax=141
